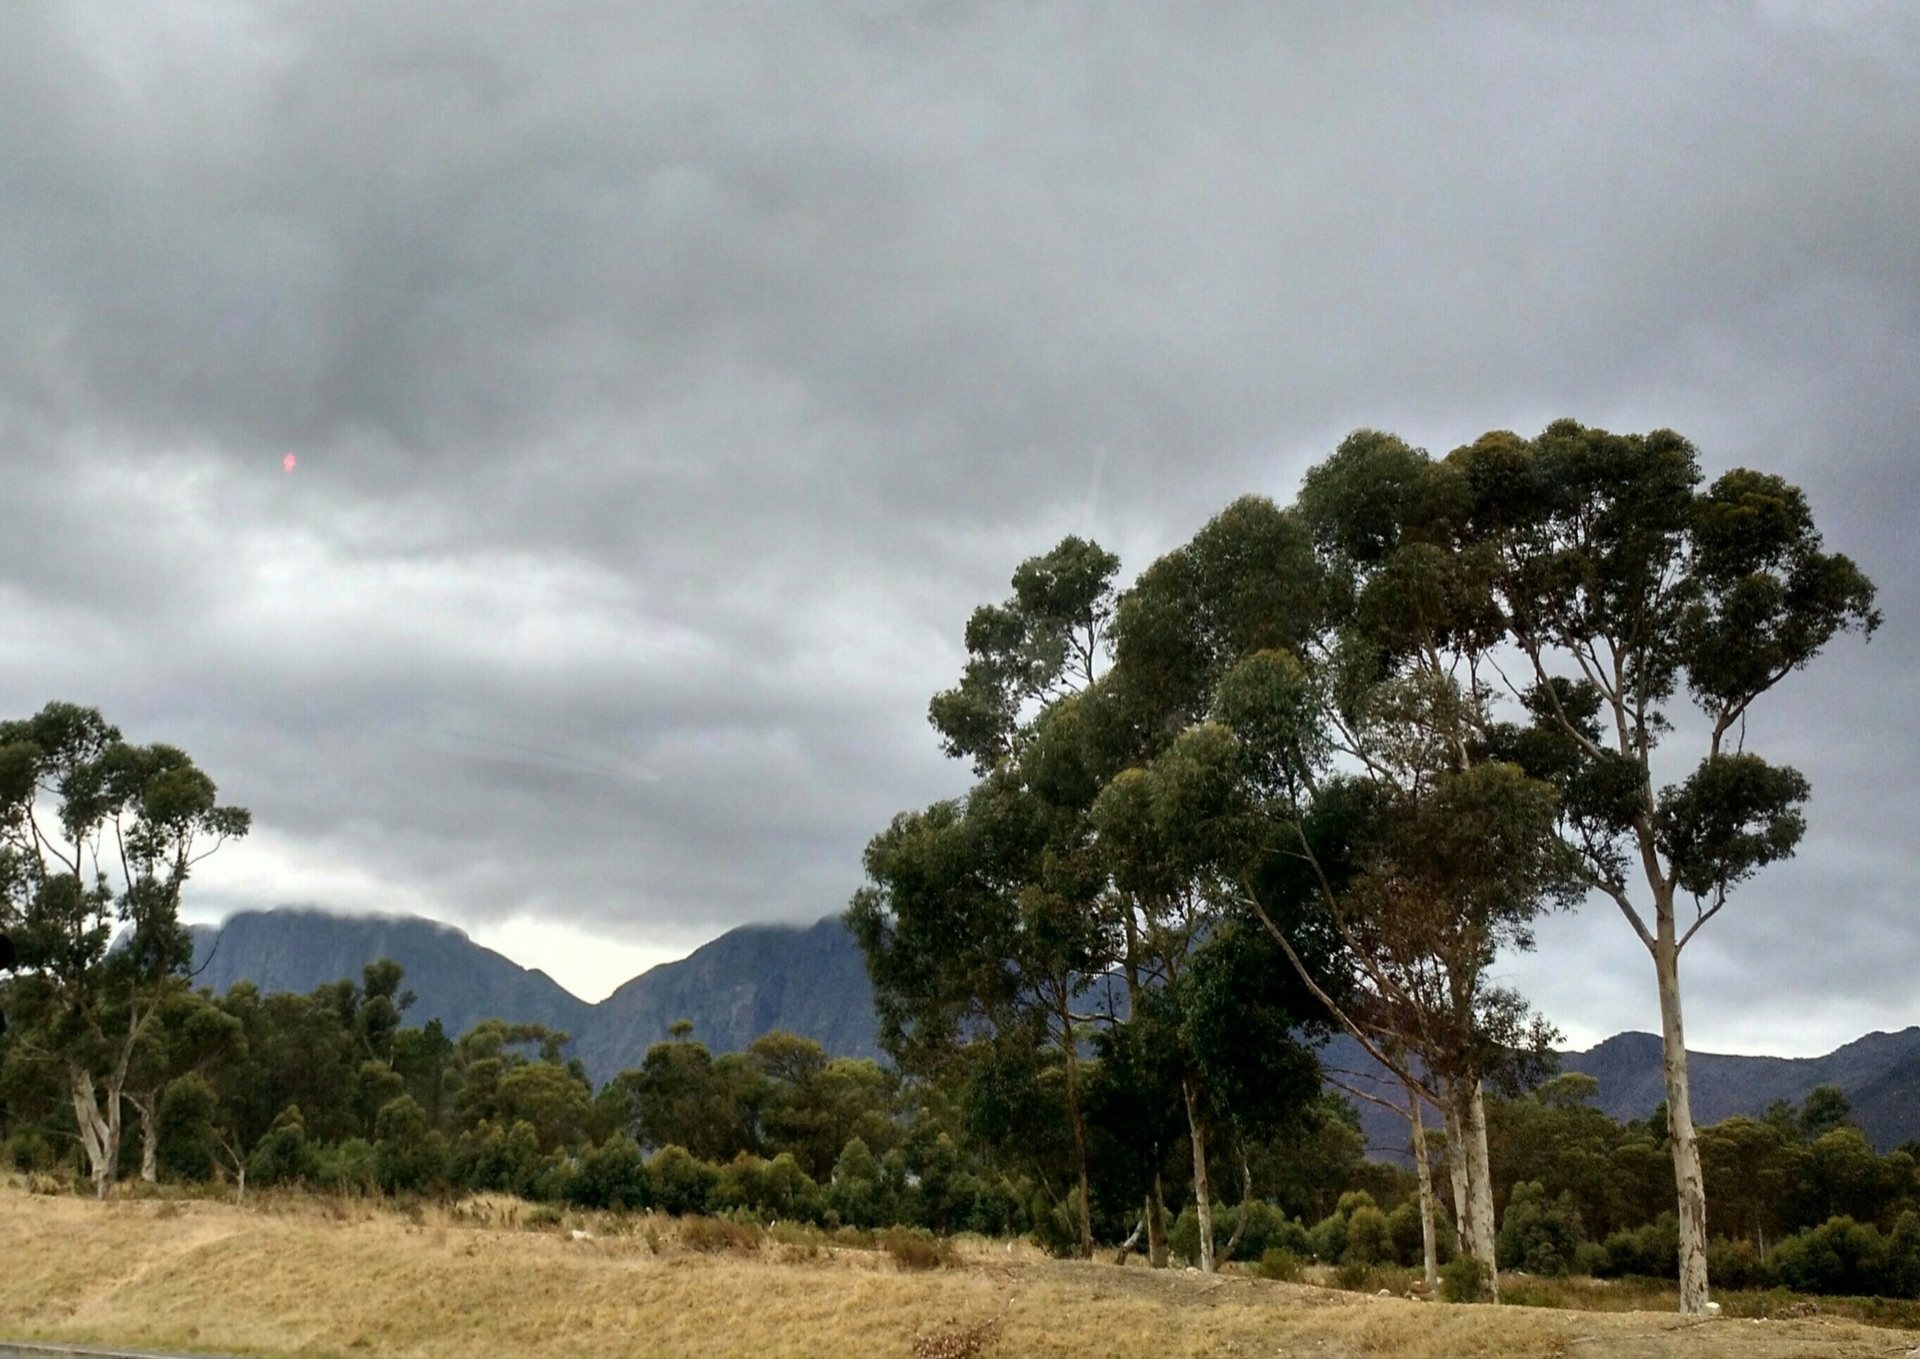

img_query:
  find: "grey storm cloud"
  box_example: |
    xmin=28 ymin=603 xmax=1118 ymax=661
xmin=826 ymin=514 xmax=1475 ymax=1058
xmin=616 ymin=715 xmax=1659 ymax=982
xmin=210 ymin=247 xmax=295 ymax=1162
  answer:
xmin=0 ymin=2 xmax=1914 ymax=1043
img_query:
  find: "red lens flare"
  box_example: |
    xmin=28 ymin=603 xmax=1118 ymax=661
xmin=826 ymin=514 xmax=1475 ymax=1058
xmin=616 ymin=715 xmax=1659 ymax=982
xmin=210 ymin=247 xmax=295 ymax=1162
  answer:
xmin=283 ymin=454 xmax=297 ymax=473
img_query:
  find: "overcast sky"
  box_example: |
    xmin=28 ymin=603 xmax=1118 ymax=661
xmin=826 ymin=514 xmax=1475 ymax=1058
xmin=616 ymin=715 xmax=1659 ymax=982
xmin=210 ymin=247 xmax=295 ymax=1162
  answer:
xmin=2 ymin=3 xmax=1914 ymax=1055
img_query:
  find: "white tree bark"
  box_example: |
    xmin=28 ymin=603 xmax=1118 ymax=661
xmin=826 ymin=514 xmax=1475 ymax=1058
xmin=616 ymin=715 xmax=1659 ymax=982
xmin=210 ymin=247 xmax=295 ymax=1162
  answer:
xmin=1443 ymin=1096 xmax=1470 ymax=1256
xmin=1465 ymin=1079 xmax=1500 ymax=1303
xmin=1652 ymin=915 xmax=1711 ymax=1314
xmin=1407 ymin=1087 xmax=1440 ymax=1291
xmin=69 ymin=1065 xmax=122 ymax=1199
xmin=1183 ymin=1078 xmax=1215 ymax=1273
xmin=128 ymin=1091 xmax=159 ymax=1184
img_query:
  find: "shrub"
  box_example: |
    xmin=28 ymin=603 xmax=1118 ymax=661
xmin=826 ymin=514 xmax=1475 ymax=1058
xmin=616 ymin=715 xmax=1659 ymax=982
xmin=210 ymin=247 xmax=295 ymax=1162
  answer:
xmin=5 ymin=1129 xmax=52 ymax=1174
xmin=1592 ymin=1215 xmax=1680 ymax=1279
xmin=1333 ymin=1259 xmax=1373 ymax=1290
xmin=569 ymin=1136 xmax=651 ymax=1211
xmin=1345 ymin=1204 xmax=1393 ymax=1266
xmin=451 ymin=1119 xmax=544 ymax=1198
xmin=1256 ymin=1247 xmax=1305 ymax=1282
xmin=680 ymin=1214 xmax=764 ymax=1254
xmin=1441 ymin=1252 xmax=1491 ymax=1303
xmin=373 ymin=1096 xmax=445 ymax=1194
xmin=880 ymin=1224 xmax=958 ymax=1270
xmin=1030 ymin=1188 xmax=1084 ymax=1259
xmin=1307 ymin=1190 xmax=1378 ymax=1264
xmin=1171 ymin=1201 xmax=1304 ymax=1266
xmin=1766 ymin=1215 xmax=1920 ymax=1299
xmin=714 ymin=1151 xmax=823 ymax=1222
xmin=1707 ymin=1238 xmax=1767 ymax=1292
xmin=649 ymin=1145 xmax=719 ymax=1217
xmin=247 ymin=1105 xmax=317 ymax=1187
xmin=828 ymin=1137 xmax=888 ymax=1228
xmin=1496 ymin=1181 xmax=1585 ymax=1277
xmin=315 ymin=1138 xmax=377 ymax=1195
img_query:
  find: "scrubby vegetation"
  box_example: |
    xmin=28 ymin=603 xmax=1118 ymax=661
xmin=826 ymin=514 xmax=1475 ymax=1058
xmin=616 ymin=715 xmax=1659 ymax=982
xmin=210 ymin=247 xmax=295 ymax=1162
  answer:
xmin=5 ymin=949 xmax=1918 ymax=1305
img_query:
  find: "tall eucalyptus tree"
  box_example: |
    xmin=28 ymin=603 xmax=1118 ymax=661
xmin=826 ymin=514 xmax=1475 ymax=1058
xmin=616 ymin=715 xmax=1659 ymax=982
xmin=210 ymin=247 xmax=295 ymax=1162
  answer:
xmin=1461 ymin=420 xmax=1879 ymax=1313
xmin=0 ymin=702 xmax=249 ymax=1197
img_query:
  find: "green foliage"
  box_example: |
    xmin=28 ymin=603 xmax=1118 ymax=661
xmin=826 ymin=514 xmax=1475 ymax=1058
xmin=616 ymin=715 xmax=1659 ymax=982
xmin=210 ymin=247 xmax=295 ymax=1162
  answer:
xmin=1440 ymin=1251 xmax=1491 ymax=1303
xmin=1344 ymin=1203 xmax=1393 ymax=1266
xmin=1256 ymin=1247 xmax=1305 ymax=1281
xmin=373 ymin=1094 xmax=444 ymax=1193
xmin=155 ymin=1072 xmax=221 ymax=1181
xmin=569 ymin=1135 xmax=650 ymax=1210
xmin=1496 ymin=1181 xmax=1585 ymax=1276
xmin=1768 ymin=1214 xmax=1920 ymax=1299
xmin=248 ymin=1104 xmax=316 ymax=1187
xmin=1593 ymin=1215 xmax=1681 ymax=1280
xmin=650 ymin=1144 xmax=720 ymax=1217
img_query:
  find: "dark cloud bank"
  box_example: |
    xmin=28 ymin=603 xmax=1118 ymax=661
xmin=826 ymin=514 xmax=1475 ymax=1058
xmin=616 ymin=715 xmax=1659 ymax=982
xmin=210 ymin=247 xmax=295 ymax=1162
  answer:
xmin=1 ymin=3 xmax=1914 ymax=1048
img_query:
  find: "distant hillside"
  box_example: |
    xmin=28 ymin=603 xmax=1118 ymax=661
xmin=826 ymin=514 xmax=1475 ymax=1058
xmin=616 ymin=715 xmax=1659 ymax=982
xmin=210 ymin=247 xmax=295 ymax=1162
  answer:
xmin=1337 ymin=1027 xmax=1920 ymax=1158
xmin=572 ymin=917 xmax=879 ymax=1080
xmin=1562 ymin=1028 xmax=1920 ymax=1151
xmin=190 ymin=909 xmax=593 ymax=1042
xmin=187 ymin=907 xmax=879 ymax=1084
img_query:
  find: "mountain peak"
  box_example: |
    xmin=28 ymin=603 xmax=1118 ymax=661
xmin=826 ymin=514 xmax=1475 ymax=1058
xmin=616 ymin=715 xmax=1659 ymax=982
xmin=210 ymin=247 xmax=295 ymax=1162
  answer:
xmin=188 ymin=907 xmax=876 ymax=1082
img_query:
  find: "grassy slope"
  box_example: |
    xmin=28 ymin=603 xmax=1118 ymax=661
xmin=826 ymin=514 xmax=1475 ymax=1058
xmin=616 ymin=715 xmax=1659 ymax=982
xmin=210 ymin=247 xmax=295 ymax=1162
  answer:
xmin=0 ymin=1185 xmax=1908 ymax=1359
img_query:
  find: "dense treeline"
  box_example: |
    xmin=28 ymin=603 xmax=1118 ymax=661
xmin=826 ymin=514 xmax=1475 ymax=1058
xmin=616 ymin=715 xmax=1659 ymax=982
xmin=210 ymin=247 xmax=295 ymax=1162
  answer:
xmin=4 ymin=958 xmax=1918 ymax=1298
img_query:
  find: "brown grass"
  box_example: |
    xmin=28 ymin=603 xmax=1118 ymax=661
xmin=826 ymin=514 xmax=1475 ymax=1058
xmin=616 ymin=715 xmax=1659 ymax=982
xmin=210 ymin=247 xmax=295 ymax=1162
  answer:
xmin=0 ymin=1179 xmax=1912 ymax=1359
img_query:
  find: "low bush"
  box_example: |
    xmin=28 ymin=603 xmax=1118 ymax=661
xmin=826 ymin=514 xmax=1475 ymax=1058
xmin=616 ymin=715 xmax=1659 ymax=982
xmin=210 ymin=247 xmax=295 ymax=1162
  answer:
xmin=1440 ymin=1252 xmax=1490 ymax=1303
xmin=1255 ymin=1247 xmax=1305 ymax=1282
xmin=679 ymin=1213 xmax=764 ymax=1254
xmin=1768 ymin=1214 xmax=1920 ymax=1299
xmin=1496 ymin=1181 xmax=1585 ymax=1277
xmin=879 ymin=1224 xmax=958 ymax=1270
xmin=1591 ymin=1215 xmax=1679 ymax=1280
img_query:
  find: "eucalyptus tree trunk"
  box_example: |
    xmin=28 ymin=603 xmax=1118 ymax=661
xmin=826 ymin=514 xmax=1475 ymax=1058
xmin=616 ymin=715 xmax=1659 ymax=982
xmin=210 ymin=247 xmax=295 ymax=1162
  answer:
xmin=1650 ymin=896 xmax=1711 ymax=1314
xmin=70 ymin=1066 xmax=122 ymax=1199
xmin=1442 ymin=1078 xmax=1499 ymax=1297
xmin=1443 ymin=1097 xmax=1469 ymax=1255
xmin=1182 ymin=1078 xmax=1215 ymax=1273
xmin=1059 ymin=1008 xmax=1095 ymax=1259
xmin=1407 ymin=1086 xmax=1440 ymax=1291
xmin=1147 ymin=1176 xmax=1170 ymax=1268
xmin=128 ymin=1091 xmax=160 ymax=1183
xmin=1464 ymin=1080 xmax=1500 ymax=1302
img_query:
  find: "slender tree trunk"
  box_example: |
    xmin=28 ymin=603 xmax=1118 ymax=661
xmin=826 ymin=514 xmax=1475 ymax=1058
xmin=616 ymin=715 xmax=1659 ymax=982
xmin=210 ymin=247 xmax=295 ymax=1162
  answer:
xmin=1465 ymin=1079 xmax=1500 ymax=1303
xmin=129 ymin=1091 xmax=160 ymax=1184
xmin=1147 ymin=1175 xmax=1170 ymax=1269
xmin=69 ymin=1066 xmax=121 ymax=1199
xmin=1408 ymin=1086 xmax=1440 ymax=1291
xmin=1113 ymin=1213 xmax=1146 ymax=1265
xmin=1182 ymin=1078 xmax=1214 ymax=1273
xmin=1651 ymin=916 xmax=1710 ymax=1314
xmin=1060 ymin=1011 xmax=1094 ymax=1260
xmin=1219 ymin=1151 xmax=1254 ymax=1265
xmin=1442 ymin=1094 xmax=1469 ymax=1256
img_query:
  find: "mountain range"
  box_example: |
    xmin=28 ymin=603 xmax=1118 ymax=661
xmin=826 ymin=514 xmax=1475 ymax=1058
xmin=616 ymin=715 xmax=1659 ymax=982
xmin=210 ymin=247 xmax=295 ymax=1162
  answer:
xmin=187 ymin=907 xmax=880 ymax=1085
xmin=188 ymin=907 xmax=1919 ymax=1150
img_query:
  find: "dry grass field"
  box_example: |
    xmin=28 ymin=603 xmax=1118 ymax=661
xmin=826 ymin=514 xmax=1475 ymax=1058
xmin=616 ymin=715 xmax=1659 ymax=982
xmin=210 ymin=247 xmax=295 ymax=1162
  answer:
xmin=1 ymin=1180 xmax=1915 ymax=1359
